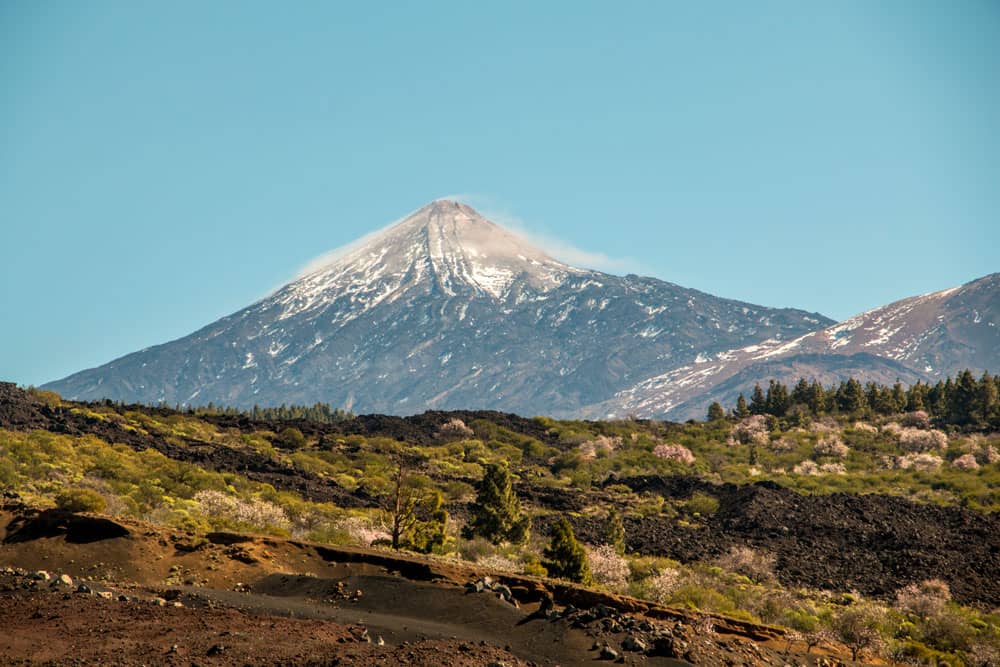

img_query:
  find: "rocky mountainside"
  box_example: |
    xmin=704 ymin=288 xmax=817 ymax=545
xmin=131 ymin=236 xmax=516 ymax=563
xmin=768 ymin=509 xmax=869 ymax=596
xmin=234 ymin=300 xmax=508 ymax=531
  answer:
xmin=595 ymin=274 xmax=1000 ymax=420
xmin=44 ymin=200 xmax=832 ymax=416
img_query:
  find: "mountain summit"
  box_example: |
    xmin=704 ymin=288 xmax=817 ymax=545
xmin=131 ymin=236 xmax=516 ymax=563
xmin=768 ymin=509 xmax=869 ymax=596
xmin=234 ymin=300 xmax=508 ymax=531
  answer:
xmin=44 ymin=200 xmax=833 ymax=415
xmin=277 ymin=200 xmax=579 ymax=322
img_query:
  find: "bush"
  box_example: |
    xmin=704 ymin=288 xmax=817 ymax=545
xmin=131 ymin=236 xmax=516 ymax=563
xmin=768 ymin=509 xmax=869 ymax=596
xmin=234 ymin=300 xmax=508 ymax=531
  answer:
xmin=894 ymin=453 xmax=944 ymax=472
xmin=952 ymin=453 xmax=980 ymax=471
xmin=587 ymin=544 xmax=629 ymax=591
xmin=832 ymin=602 xmax=887 ymax=662
xmin=814 ymin=435 xmax=849 ymax=459
xmin=642 ymin=568 xmax=682 ymax=604
xmin=578 ymin=435 xmax=621 ymax=460
xmin=899 ymin=428 xmax=948 ymax=452
xmin=276 ymin=427 xmax=307 ymax=450
xmin=683 ymin=491 xmax=720 ymax=516
xmin=55 ymin=487 xmax=107 ymax=513
xmin=653 ymin=443 xmax=696 ymax=464
xmin=901 ymin=411 xmax=932 ymax=429
xmin=437 ymin=418 xmax=474 ymax=441
xmin=714 ymin=546 xmax=776 ymax=584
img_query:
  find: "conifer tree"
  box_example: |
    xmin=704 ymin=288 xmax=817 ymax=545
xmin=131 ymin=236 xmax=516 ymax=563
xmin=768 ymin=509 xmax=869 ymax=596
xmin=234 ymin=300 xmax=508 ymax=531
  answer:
xmin=976 ymin=372 xmax=998 ymax=427
xmin=891 ymin=382 xmax=907 ymax=413
xmin=765 ymin=380 xmax=789 ymax=416
xmin=543 ymin=518 xmax=591 ymax=584
xmin=906 ymin=382 xmax=927 ymax=412
xmin=707 ymin=401 xmax=726 ymax=422
xmin=807 ymin=380 xmax=827 ymax=414
xmin=749 ymin=384 xmax=767 ymax=415
xmin=950 ymin=370 xmax=978 ymax=425
xmin=791 ymin=378 xmax=811 ymax=408
xmin=735 ymin=393 xmax=750 ymax=418
xmin=838 ymin=378 xmax=868 ymax=414
xmin=463 ymin=463 xmax=530 ymax=545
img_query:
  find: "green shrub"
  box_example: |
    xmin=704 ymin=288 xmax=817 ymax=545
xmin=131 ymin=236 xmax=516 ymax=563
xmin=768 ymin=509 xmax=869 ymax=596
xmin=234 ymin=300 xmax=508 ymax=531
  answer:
xmin=683 ymin=491 xmax=720 ymax=517
xmin=55 ymin=487 xmax=107 ymax=513
xmin=276 ymin=427 xmax=307 ymax=450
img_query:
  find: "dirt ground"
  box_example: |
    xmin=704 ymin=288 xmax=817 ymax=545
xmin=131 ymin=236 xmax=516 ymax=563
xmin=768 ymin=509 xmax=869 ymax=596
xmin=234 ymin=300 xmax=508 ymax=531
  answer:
xmin=0 ymin=504 xmax=860 ymax=666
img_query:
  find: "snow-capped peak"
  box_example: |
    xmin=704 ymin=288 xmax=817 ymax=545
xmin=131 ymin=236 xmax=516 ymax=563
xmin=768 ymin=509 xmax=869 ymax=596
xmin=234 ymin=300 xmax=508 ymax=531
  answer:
xmin=268 ymin=200 xmax=583 ymax=320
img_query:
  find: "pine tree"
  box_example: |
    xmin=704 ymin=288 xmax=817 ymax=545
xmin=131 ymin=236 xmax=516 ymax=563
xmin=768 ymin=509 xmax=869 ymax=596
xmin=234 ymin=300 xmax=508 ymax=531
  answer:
xmin=891 ymin=382 xmax=907 ymax=414
xmin=707 ymin=401 xmax=726 ymax=422
xmin=749 ymin=384 xmax=767 ymax=415
xmin=791 ymin=378 xmax=811 ymax=408
xmin=807 ymin=380 xmax=827 ymax=415
xmin=463 ymin=463 xmax=530 ymax=545
xmin=906 ymin=382 xmax=927 ymax=412
xmin=735 ymin=393 xmax=750 ymax=418
xmin=950 ymin=370 xmax=978 ymax=425
xmin=976 ymin=372 xmax=998 ymax=427
xmin=765 ymin=380 xmax=789 ymax=416
xmin=839 ymin=378 xmax=868 ymax=415
xmin=543 ymin=518 xmax=591 ymax=584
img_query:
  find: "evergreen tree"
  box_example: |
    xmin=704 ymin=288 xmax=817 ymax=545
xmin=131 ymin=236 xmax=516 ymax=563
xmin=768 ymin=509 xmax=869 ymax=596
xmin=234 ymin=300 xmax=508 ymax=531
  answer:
xmin=791 ymin=378 xmax=811 ymax=408
xmin=976 ymin=372 xmax=998 ymax=427
xmin=735 ymin=393 xmax=750 ymax=418
xmin=807 ymin=380 xmax=827 ymax=415
xmin=707 ymin=401 xmax=726 ymax=422
xmin=749 ymin=384 xmax=767 ymax=415
xmin=906 ymin=382 xmax=927 ymax=412
xmin=949 ymin=370 xmax=978 ymax=425
xmin=891 ymin=382 xmax=907 ymax=413
xmin=463 ymin=463 xmax=530 ymax=545
xmin=838 ymin=378 xmax=868 ymax=414
xmin=765 ymin=380 xmax=789 ymax=416
xmin=542 ymin=518 xmax=591 ymax=584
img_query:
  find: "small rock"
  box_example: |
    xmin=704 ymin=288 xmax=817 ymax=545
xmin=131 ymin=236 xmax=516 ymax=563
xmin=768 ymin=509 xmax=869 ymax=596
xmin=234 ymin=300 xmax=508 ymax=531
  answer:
xmin=118 ymin=594 xmax=129 ymax=602
xmin=599 ymin=645 xmax=620 ymax=660
xmin=55 ymin=574 xmax=73 ymax=587
xmin=97 ymin=591 xmax=113 ymax=600
xmin=76 ymin=583 xmax=92 ymax=594
xmin=206 ymin=644 xmax=225 ymax=656
xmin=153 ymin=597 xmax=168 ymax=606
xmin=375 ymin=635 xmax=385 ymax=646
xmin=622 ymin=635 xmax=648 ymax=653
xmin=31 ymin=570 xmax=50 ymax=582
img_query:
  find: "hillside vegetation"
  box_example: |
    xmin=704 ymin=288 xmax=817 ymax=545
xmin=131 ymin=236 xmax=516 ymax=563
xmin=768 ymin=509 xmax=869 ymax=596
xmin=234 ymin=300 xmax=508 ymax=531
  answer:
xmin=2 ymin=379 xmax=999 ymax=665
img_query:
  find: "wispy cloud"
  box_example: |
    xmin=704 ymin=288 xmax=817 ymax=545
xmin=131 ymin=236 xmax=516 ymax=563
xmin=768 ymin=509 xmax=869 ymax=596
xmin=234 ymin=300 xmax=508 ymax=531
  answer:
xmin=290 ymin=194 xmax=645 ymax=283
xmin=442 ymin=193 xmax=644 ymax=274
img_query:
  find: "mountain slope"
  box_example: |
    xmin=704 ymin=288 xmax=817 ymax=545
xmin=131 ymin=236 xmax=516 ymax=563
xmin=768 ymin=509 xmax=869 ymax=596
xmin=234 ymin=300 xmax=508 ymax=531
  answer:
xmin=44 ymin=200 xmax=832 ymax=416
xmin=591 ymin=274 xmax=1000 ymax=420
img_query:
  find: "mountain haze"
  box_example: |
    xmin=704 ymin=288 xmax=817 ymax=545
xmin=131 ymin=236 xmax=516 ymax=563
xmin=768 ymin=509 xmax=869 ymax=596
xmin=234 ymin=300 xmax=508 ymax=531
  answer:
xmin=45 ymin=200 xmax=833 ymax=415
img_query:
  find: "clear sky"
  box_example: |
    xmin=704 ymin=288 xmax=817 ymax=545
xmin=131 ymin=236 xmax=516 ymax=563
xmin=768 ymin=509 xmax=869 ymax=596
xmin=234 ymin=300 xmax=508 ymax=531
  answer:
xmin=2 ymin=1 xmax=998 ymax=387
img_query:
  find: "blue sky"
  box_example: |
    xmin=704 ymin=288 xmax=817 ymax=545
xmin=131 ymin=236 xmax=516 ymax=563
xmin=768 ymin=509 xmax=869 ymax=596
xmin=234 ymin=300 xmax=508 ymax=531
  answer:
xmin=2 ymin=1 xmax=998 ymax=387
